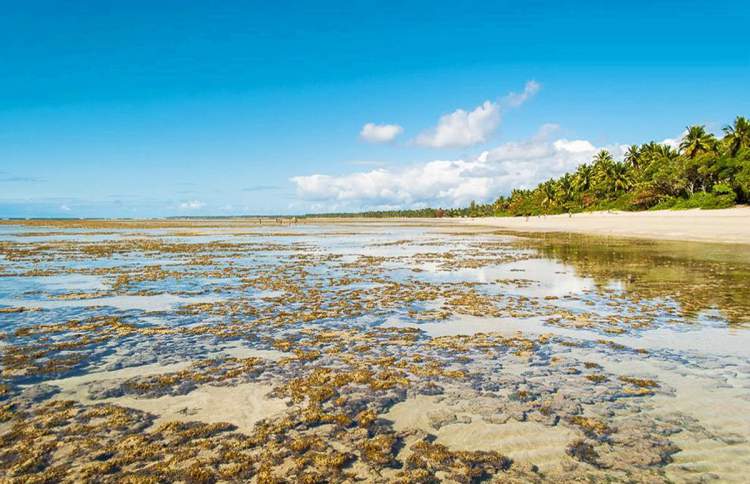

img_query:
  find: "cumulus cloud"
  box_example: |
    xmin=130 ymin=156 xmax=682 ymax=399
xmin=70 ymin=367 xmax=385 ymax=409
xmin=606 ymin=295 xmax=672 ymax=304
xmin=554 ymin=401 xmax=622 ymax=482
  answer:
xmin=179 ymin=200 xmax=205 ymax=210
xmin=291 ymin=125 xmax=625 ymax=211
xmin=414 ymin=81 xmax=541 ymax=149
xmin=415 ymin=101 xmax=500 ymax=149
xmin=359 ymin=123 xmax=404 ymax=143
xmin=502 ymin=80 xmax=541 ymax=107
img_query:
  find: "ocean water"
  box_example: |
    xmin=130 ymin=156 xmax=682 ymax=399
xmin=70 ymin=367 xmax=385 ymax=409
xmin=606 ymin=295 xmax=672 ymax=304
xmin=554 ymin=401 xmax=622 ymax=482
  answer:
xmin=1 ymin=221 xmax=748 ymax=482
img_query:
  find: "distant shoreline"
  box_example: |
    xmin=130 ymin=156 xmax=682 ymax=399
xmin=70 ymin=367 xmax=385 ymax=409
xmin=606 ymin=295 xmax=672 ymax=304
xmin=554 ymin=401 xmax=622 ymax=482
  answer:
xmin=2 ymin=207 xmax=750 ymax=245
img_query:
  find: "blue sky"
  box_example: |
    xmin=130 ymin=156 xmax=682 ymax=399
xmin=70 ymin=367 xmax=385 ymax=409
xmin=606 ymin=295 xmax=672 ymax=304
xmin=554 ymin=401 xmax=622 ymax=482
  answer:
xmin=1 ymin=1 xmax=748 ymax=217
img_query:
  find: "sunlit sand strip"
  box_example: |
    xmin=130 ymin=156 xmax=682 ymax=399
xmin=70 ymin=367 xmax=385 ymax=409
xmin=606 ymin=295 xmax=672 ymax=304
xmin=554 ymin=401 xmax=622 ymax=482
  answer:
xmin=457 ymin=207 xmax=750 ymax=245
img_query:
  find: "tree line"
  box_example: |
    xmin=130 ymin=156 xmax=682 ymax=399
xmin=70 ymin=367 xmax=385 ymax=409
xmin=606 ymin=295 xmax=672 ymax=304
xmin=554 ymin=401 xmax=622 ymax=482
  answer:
xmin=307 ymin=116 xmax=750 ymax=218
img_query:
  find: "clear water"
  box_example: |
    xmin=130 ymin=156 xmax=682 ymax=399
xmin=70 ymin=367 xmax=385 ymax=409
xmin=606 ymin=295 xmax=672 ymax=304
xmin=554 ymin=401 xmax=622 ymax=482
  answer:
xmin=1 ymin=221 xmax=748 ymax=482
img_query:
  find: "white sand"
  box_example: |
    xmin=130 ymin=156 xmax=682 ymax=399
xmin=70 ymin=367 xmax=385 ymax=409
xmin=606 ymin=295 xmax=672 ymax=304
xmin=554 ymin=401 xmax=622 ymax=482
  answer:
xmin=435 ymin=420 xmax=576 ymax=469
xmin=457 ymin=207 xmax=750 ymax=244
xmin=47 ymin=360 xmax=288 ymax=434
xmin=47 ymin=361 xmax=194 ymax=390
xmin=103 ymin=382 xmax=287 ymax=434
xmin=385 ymin=395 xmax=577 ymax=471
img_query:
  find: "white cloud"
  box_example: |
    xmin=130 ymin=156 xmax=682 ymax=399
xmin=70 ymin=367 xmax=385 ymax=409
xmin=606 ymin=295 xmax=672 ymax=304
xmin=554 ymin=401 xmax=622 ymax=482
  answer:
xmin=414 ymin=81 xmax=541 ymax=149
xmin=291 ymin=125 xmax=625 ymax=211
xmin=415 ymin=100 xmax=500 ymax=148
xmin=660 ymin=130 xmax=686 ymax=150
xmin=59 ymin=204 xmax=71 ymax=212
xmin=552 ymin=139 xmax=597 ymax=153
xmin=359 ymin=123 xmax=403 ymax=143
xmin=502 ymin=80 xmax=541 ymax=107
xmin=179 ymin=200 xmax=205 ymax=210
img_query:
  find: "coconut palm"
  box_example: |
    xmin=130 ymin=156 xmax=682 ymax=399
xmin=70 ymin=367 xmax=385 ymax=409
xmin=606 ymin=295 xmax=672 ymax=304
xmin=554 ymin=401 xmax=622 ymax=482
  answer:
xmin=573 ymin=164 xmax=594 ymax=193
xmin=429 ymin=115 xmax=748 ymax=217
xmin=556 ymin=173 xmax=574 ymax=203
xmin=658 ymin=144 xmax=678 ymax=159
xmin=609 ymin=162 xmax=633 ymax=192
xmin=591 ymin=150 xmax=616 ymax=193
xmin=624 ymin=145 xmax=642 ymax=169
xmin=539 ymin=181 xmax=556 ymax=210
xmin=679 ymin=125 xmax=717 ymax=158
xmin=640 ymin=143 xmax=677 ymax=170
xmin=722 ymin=116 xmax=750 ymax=156
xmin=592 ymin=150 xmax=615 ymax=166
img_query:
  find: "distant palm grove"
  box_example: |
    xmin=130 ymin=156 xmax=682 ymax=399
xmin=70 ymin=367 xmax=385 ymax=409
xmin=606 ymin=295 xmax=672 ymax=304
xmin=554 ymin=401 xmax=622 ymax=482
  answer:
xmin=313 ymin=116 xmax=750 ymax=218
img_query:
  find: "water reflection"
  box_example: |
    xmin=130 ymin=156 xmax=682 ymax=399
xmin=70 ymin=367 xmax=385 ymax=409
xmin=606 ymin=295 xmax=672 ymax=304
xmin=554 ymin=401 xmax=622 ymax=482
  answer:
xmin=508 ymin=231 xmax=750 ymax=325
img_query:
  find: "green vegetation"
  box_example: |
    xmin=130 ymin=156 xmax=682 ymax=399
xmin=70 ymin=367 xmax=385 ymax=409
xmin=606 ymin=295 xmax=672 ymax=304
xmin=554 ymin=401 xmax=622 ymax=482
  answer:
xmin=309 ymin=116 xmax=750 ymax=218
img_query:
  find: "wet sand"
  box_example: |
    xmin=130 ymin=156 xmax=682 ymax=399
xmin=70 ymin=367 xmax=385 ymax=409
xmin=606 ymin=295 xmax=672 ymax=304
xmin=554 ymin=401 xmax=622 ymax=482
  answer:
xmin=385 ymin=394 xmax=578 ymax=472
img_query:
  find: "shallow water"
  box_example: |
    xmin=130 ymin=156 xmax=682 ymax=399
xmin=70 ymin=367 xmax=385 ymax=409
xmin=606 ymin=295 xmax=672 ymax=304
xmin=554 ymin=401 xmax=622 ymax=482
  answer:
xmin=0 ymin=221 xmax=748 ymax=482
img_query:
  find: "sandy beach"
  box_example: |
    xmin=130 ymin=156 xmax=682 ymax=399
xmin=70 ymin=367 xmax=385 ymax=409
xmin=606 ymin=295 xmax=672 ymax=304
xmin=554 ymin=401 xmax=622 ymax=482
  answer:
xmin=457 ymin=207 xmax=750 ymax=244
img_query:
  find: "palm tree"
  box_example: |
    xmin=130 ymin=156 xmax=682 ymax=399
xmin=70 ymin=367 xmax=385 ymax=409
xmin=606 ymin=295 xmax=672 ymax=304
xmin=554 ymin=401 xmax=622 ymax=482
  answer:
xmin=591 ymin=150 xmax=615 ymax=194
xmin=539 ymin=181 xmax=556 ymax=210
xmin=657 ymin=144 xmax=678 ymax=159
xmin=609 ymin=162 xmax=632 ymax=192
xmin=556 ymin=173 xmax=574 ymax=204
xmin=624 ymin=145 xmax=642 ymax=169
xmin=722 ymin=116 xmax=750 ymax=156
xmin=679 ymin=125 xmax=717 ymax=158
xmin=637 ymin=142 xmax=657 ymax=167
xmin=592 ymin=150 xmax=615 ymax=166
xmin=573 ymin=164 xmax=594 ymax=193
